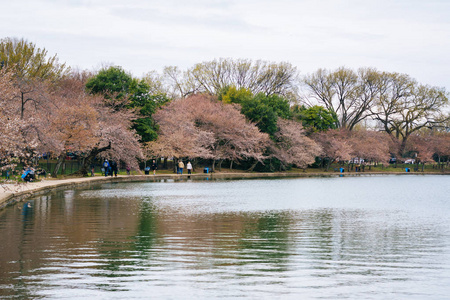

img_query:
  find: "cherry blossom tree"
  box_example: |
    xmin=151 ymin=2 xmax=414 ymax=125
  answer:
xmin=429 ymin=133 xmax=450 ymax=169
xmin=1 ymin=71 xmax=145 ymax=177
xmin=271 ymin=118 xmax=322 ymax=170
xmin=312 ymin=129 xmax=353 ymax=171
xmin=0 ymin=69 xmax=29 ymax=174
xmin=147 ymin=94 xmax=270 ymax=171
xmin=50 ymin=74 xmax=144 ymax=176
xmin=349 ymin=130 xmax=391 ymax=169
xmin=406 ymin=134 xmax=435 ymax=172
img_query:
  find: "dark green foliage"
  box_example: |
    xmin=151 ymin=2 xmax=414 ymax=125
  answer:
xmin=86 ymin=66 xmax=169 ymax=142
xmin=254 ymin=93 xmax=292 ymax=120
xmin=132 ymin=117 xmax=158 ymax=143
xmin=240 ymin=93 xmax=292 ymax=136
xmin=240 ymin=98 xmax=278 ymax=135
xmin=85 ymin=66 xmax=133 ymax=99
xmin=219 ymin=86 xmax=292 ymax=137
xmin=133 ymin=94 xmax=169 ymax=116
xmin=292 ymin=105 xmax=338 ymax=132
xmin=130 ymin=93 xmax=168 ymax=143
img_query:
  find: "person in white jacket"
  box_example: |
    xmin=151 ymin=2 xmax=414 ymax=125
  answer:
xmin=187 ymin=161 xmax=193 ymax=174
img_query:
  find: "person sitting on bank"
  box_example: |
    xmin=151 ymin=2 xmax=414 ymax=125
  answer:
xmin=21 ymin=166 xmax=34 ymax=182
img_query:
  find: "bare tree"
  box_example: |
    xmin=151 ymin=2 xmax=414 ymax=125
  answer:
xmin=371 ymin=72 xmax=449 ymax=153
xmin=303 ymin=67 xmax=378 ymax=130
xmin=164 ymin=58 xmax=299 ymax=100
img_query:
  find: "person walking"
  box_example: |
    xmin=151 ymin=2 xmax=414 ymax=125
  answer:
xmin=103 ymin=160 xmax=110 ymax=177
xmin=111 ymin=160 xmax=118 ymax=177
xmin=151 ymin=160 xmax=157 ymax=175
xmin=178 ymin=160 xmax=184 ymax=174
xmin=187 ymin=161 xmax=193 ymax=174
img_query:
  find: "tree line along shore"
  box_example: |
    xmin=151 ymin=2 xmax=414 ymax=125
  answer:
xmin=1 ymin=37 xmax=449 ymax=181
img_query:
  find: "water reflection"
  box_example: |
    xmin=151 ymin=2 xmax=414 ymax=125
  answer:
xmin=0 ymin=176 xmax=449 ymax=299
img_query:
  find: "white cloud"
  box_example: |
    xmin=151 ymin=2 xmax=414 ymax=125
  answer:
xmin=0 ymin=0 xmax=449 ymax=89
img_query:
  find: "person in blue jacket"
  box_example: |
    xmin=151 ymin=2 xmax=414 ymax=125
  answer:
xmin=103 ymin=160 xmax=110 ymax=177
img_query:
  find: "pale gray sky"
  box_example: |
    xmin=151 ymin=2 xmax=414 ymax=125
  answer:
xmin=1 ymin=0 xmax=449 ymax=90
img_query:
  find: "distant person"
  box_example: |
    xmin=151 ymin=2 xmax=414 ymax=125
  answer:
xmin=111 ymin=160 xmax=118 ymax=177
xmin=21 ymin=166 xmax=34 ymax=182
xmin=103 ymin=160 xmax=110 ymax=177
xmin=187 ymin=161 xmax=193 ymax=174
xmin=29 ymin=167 xmax=35 ymax=180
xmin=126 ymin=165 xmax=131 ymax=175
xmin=151 ymin=160 xmax=157 ymax=175
xmin=178 ymin=160 xmax=184 ymax=174
xmin=90 ymin=164 xmax=95 ymax=177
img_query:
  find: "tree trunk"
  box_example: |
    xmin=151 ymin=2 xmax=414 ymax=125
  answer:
xmin=218 ymin=160 xmax=222 ymax=172
xmin=173 ymin=157 xmax=178 ymax=173
xmin=247 ymin=160 xmax=258 ymax=172
xmin=399 ymin=137 xmax=408 ymax=156
xmin=21 ymin=92 xmax=25 ymax=120
xmin=230 ymin=160 xmax=233 ymax=170
xmin=157 ymin=157 xmax=162 ymax=170
xmin=75 ymin=142 xmax=111 ymax=176
xmin=52 ymin=153 xmax=66 ymax=178
xmin=212 ymin=159 xmax=216 ymax=172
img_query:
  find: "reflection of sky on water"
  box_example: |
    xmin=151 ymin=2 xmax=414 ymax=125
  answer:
xmin=0 ymin=175 xmax=449 ymax=299
xmin=80 ymin=175 xmax=450 ymax=216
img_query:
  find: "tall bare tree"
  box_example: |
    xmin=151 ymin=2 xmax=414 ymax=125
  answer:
xmin=164 ymin=58 xmax=298 ymax=100
xmin=371 ymin=72 xmax=449 ymax=152
xmin=303 ymin=67 xmax=378 ymax=130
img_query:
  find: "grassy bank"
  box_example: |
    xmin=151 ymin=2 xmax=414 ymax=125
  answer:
xmin=1 ymin=161 xmax=448 ymax=183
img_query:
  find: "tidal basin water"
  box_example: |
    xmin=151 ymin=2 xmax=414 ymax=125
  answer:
xmin=1 ymin=175 xmax=449 ymax=299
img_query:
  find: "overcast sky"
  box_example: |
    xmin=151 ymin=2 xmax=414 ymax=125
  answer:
xmin=1 ymin=0 xmax=449 ymax=90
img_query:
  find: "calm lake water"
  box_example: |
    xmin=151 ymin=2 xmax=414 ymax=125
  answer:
xmin=1 ymin=175 xmax=449 ymax=299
